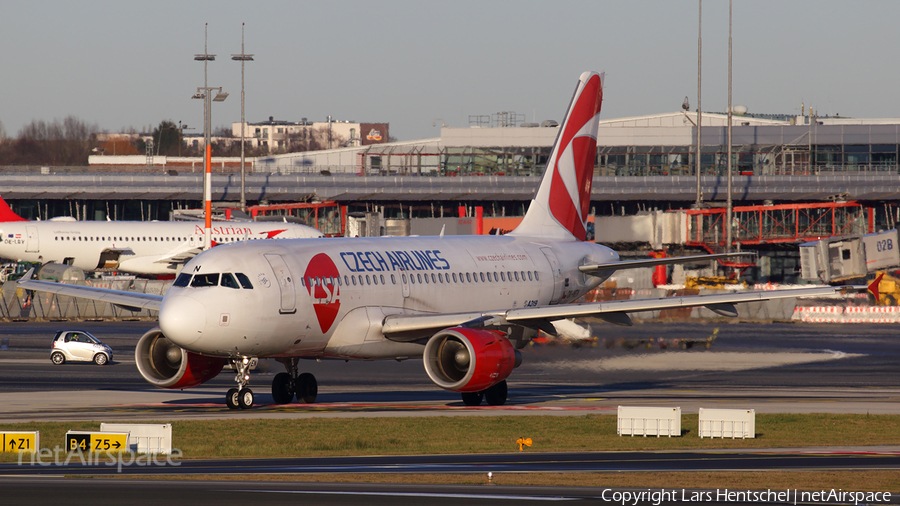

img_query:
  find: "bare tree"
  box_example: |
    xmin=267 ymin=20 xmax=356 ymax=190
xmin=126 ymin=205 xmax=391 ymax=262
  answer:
xmin=4 ymin=116 xmax=99 ymax=165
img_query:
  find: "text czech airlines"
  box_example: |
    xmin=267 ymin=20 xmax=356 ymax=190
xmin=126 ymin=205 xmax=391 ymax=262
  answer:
xmin=340 ymin=250 xmax=450 ymax=273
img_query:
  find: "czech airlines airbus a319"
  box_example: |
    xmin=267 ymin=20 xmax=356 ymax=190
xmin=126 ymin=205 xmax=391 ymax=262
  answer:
xmin=0 ymin=201 xmax=322 ymax=275
xmin=20 ymin=72 xmax=851 ymax=409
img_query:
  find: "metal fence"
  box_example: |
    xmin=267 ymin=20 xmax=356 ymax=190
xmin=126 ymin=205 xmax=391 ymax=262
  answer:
xmin=0 ymin=279 xmax=169 ymax=320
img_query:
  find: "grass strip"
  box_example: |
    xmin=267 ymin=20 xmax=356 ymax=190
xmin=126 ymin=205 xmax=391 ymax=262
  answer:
xmin=3 ymin=413 xmax=899 ymax=460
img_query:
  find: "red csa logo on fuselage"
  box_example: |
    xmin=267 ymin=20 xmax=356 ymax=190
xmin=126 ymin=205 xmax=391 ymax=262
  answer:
xmin=304 ymin=253 xmax=340 ymax=333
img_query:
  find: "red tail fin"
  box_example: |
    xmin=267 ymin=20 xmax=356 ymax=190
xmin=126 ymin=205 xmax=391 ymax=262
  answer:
xmin=511 ymin=72 xmax=604 ymax=241
xmin=0 ymin=197 xmax=27 ymax=222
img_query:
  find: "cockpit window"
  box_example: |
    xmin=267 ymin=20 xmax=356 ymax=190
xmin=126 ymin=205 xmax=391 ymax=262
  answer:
xmin=235 ymin=272 xmax=254 ymax=289
xmin=220 ymin=273 xmax=240 ymax=289
xmin=190 ymin=273 xmax=219 ymax=287
xmin=173 ymin=273 xmax=191 ymax=287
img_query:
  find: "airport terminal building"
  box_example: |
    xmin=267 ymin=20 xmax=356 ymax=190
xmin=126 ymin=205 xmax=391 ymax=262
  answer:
xmin=5 ymin=109 xmax=900 ymax=283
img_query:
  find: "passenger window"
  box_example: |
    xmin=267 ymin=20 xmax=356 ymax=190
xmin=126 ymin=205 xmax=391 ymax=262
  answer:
xmin=391 ymin=274 xmax=396 ymax=284
xmin=430 ymin=273 xmax=436 ymax=284
xmin=191 ymin=273 xmax=219 ymax=287
xmin=380 ymin=274 xmax=386 ymax=285
xmin=221 ymin=273 xmax=240 ymax=289
xmin=417 ymin=273 xmax=423 ymax=284
xmin=453 ymin=272 xmax=458 ymax=283
xmin=402 ymin=273 xmax=408 ymax=284
xmin=344 ymin=275 xmax=349 ymax=286
xmin=534 ymin=271 xmax=539 ymax=281
xmin=465 ymin=272 xmax=471 ymax=282
xmin=479 ymin=272 xmax=485 ymax=282
xmin=515 ymin=271 xmax=520 ymax=281
xmin=235 ymin=273 xmax=254 ymax=289
xmin=493 ymin=272 xmax=499 ymax=282
xmin=528 ymin=271 xmax=533 ymax=281
xmin=501 ymin=272 xmax=506 ymax=282
xmin=173 ymin=273 xmax=192 ymax=287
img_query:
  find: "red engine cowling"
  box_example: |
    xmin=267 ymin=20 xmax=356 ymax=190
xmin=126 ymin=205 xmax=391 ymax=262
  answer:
xmin=135 ymin=328 xmax=226 ymax=389
xmin=423 ymin=327 xmax=521 ymax=392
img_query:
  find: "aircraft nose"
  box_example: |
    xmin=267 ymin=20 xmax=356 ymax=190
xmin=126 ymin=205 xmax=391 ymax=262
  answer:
xmin=159 ymin=295 xmax=207 ymax=348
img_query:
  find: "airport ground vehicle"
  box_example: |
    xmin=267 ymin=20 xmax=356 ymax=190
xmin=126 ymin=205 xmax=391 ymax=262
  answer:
xmin=50 ymin=330 xmax=113 ymax=365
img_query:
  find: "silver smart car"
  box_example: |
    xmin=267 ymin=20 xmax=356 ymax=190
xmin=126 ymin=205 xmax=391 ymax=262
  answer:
xmin=50 ymin=330 xmax=113 ymax=365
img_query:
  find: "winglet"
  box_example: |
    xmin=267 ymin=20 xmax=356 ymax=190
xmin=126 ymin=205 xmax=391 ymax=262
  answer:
xmin=0 ymin=197 xmax=27 ymax=222
xmin=17 ymin=268 xmax=35 ymax=283
xmin=868 ymin=272 xmax=885 ymax=304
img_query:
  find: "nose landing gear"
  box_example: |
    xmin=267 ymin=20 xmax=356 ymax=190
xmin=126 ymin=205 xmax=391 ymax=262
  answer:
xmin=273 ymin=358 xmax=318 ymax=405
xmin=226 ymin=356 xmax=255 ymax=409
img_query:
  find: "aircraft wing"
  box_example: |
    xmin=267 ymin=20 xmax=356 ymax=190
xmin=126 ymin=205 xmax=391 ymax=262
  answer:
xmin=17 ymin=270 xmax=163 ymax=312
xmin=579 ymin=252 xmax=751 ymax=276
xmin=381 ymin=285 xmax=858 ymax=342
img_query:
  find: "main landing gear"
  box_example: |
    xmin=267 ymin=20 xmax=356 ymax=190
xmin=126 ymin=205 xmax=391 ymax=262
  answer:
xmin=225 ymin=357 xmax=319 ymax=409
xmin=461 ymin=380 xmax=508 ymax=407
xmin=226 ymin=356 xmax=255 ymax=410
xmin=272 ymin=358 xmax=318 ymax=405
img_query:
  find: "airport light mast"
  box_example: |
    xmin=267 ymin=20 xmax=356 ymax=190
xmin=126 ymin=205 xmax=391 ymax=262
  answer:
xmin=231 ymin=23 xmax=254 ymax=213
xmin=194 ymin=24 xmax=228 ymax=250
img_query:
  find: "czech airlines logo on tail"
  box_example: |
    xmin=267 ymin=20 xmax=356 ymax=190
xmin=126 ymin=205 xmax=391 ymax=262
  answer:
xmin=512 ymin=72 xmax=603 ymax=241
xmin=304 ymin=253 xmax=341 ymax=333
xmin=0 ymin=197 xmax=27 ymax=222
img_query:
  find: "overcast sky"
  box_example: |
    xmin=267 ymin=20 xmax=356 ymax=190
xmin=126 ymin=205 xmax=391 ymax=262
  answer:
xmin=2 ymin=1 xmax=897 ymax=141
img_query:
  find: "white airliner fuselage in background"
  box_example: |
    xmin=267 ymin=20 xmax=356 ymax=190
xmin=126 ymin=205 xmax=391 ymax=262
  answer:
xmin=0 ymin=207 xmax=323 ymax=275
xmin=20 ymin=72 xmax=855 ymax=410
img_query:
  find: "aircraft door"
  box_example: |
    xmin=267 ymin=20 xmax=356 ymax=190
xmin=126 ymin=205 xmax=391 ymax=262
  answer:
xmin=541 ymin=247 xmax=564 ymax=304
xmin=264 ymin=253 xmax=297 ymax=314
xmin=25 ymin=226 xmax=39 ymax=253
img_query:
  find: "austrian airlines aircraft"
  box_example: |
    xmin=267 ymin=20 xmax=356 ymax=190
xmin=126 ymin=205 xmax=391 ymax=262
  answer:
xmin=20 ymin=72 xmax=851 ymax=409
xmin=0 ymin=201 xmax=322 ymax=275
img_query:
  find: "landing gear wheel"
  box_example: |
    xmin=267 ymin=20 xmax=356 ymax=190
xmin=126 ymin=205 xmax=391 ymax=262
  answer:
xmin=93 ymin=353 xmax=108 ymax=366
xmin=238 ymin=388 xmax=254 ymax=409
xmin=484 ymin=380 xmax=508 ymax=406
xmin=226 ymin=388 xmax=240 ymax=409
xmin=461 ymin=391 xmax=484 ymax=406
xmin=296 ymin=372 xmax=318 ymax=403
xmin=51 ymin=352 xmax=65 ymax=365
xmin=272 ymin=372 xmax=295 ymax=404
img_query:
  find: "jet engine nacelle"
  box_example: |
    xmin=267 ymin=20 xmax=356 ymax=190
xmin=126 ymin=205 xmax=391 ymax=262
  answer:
xmin=423 ymin=327 xmax=521 ymax=392
xmin=135 ymin=327 xmax=226 ymax=389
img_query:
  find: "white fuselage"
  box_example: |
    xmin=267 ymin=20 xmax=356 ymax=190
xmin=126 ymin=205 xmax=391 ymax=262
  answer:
xmin=159 ymin=234 xmax=618 ymax=361
xmin=0 ymin=219 xmax=322 ymax=275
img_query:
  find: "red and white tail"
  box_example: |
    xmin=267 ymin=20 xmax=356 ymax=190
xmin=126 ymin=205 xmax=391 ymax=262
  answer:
xmin=511 ymin=71 xmax=603 ymax=241
xmin=0 ymin=197 xmax=26 ymax=222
